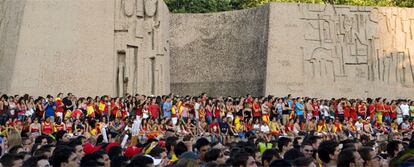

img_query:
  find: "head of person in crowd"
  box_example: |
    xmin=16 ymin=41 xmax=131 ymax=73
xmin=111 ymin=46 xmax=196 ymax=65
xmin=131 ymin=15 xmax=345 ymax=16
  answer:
xmin=301 ymin=141 xmax=315 ymax=158
xmin=232 ymin=151 xmax=257 ymax=167
xmin=50 ymin=146 xmax=79 ymax=167
xmin=8 ymin=128 xmax=22 ymax=149
xmin=0 ymin=153 xmax=24 ymax=167
xmin=358 ymin=147 xmax=383 ymax=167
xmin=174 ymin=141 xmax=188 ymax=158
xmin=80 ymin=151 xmax=110 ymax=167
xmin=19 ymin=152 xmax=32 ymax=162
xmin=387 ymin=140 xmax=403 ymax=159
xmin=269 ymin=159 xmax=292 ymax=167
xmin=128 ymin=155 xmax=154 ymax=167
xmin=165 ymin=136 xmax=178 ymax=155
xmin=22 ymin=155 xmax=50 ymax=167
xmin=110 ymin=156 xmax=129 ymax=167
xmin=22 ymin=137 xmax=33 ymax=153
xmin=292 ymin=157 xmax=317 ymax=167
xmin=284 ymin=148 xmax=305 ymax=163
xmin=196 ymin=137 xmax=211 ymax=162
xmin=278 ymin=137 xmax=293 ymax=157
xmin=34 ymin=135 xmax=49 ymax=146
xmin=204 ymin=148 xmax=227 ymax=165
xmin=262 ymin=149 xmax=280 ymax=167
xmin=307 ymin=135 xmax=322 ymax=150
xmin=318 ymin=140 xmax=340 ymax=166
xmin=33 ymin=144 xmax=55 ymax=158
xmin=148 ymin=145 xmax=168 ymax=160
xmin=337 ymin=148 xmax=364 ymax=167
xmin=68 ymin=138 xmax=85 ymax=160
xmin=9 ymin=145 xmax=24 ymax=154
xmin=175 ymin=158 xmax=199 ymax=167
xmin=108 ymin=146 xmax=123 ymax=160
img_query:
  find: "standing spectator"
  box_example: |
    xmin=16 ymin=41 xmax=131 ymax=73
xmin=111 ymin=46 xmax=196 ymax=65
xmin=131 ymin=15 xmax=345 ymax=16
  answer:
xmin=400 ymin=100 xmax=410 ymax=120
xmin=43 ymin=95 xmax=55 ymax=122
xmin=163 ymin=97 xmax=172 ymax=119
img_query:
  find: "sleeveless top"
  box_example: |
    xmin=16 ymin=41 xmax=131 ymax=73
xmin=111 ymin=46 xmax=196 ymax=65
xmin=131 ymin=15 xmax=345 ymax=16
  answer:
xmin=43 ymin=122 xmax=53 ymax=135
xmin=66 ymin=123 xmax=73 ymax=132
xmin=55 ymin=123 xmax=64 ymax=131
xmin=31 ymin=124 xmax=40 ymax=132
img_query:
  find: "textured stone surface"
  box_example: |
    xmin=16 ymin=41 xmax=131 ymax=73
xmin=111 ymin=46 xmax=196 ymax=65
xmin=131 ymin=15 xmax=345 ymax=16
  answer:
xmin=3 ymin=0 xmax=414 ymax=98
xmin=170 ymin=6 xmax=269 ymax=97
xmin=0 ymin=0 xmax=170 ymax=96
xmin=266 ymin=3 xmax=414 ymax=98
xmin=0 ymin=0 xmax=26 ymax=96
xmin=171 ymin=3 xmax=414 ymax=98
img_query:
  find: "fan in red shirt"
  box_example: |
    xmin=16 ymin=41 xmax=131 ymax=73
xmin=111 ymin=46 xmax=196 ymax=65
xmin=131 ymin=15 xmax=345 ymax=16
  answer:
xmin=390 ymin=100 xmax=397 ymax=120
xmin=368 ymin=100 xmax=376 ymax=122
xmin=350 ymin=102 xmax=357 ymax=121
xmin=209 ymin=119 xmax=220 ymax=135
xmin=343 ymin=103 xmax=350 ymax=121
xmin=312 ymin=101 xmax=319 ymax=119
xmin=148 ymin=99 xmax=160 ymax=120
xmin=71 ymin=108 xmax=83 ymax=119
xmin=357 ymin=101 xmax=366 ymax=118
xmin=383 ymin=101 xmax=391 ymax=124
xmin=252 ymin=99 xmax=261 ymax=119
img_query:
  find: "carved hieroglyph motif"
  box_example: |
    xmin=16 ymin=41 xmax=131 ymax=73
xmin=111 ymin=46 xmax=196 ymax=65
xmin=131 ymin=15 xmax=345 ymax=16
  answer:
xmin=300 ymin=4 xmax=414 ymax=86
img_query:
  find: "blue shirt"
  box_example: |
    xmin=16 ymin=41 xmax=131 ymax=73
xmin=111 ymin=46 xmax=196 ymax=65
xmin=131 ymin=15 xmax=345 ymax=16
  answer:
xmin=295 ymin=102 xmax=304 ymax=116
xmin=163 ymin=102 xmax=172 ymax=113
xmin=44 ymin=102 xmax=55 ymax=117
xmin=288 ymin=100 xmax=293 ymax=111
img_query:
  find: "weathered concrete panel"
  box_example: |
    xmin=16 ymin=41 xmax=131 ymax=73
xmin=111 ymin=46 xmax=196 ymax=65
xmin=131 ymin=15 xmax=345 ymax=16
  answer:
xmin=1 ymin=0 xmax=115 ymax=96
xmin=170 ymin=6 xmax=269 ymax=97
xmin=0 ymin=0 xmax=170 ymax=97
xmin=0 ymin=0 xmax=26 ymax=95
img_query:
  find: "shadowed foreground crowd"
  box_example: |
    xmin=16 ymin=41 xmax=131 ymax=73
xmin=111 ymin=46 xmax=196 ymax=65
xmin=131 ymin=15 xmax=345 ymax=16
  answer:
xmin=0 ymin=93 xmax=413 ymax=167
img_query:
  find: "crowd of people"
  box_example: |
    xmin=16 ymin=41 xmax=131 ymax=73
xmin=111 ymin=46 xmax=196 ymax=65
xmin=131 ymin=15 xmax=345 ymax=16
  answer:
xmin=0 ymin=92 xmax=414 ymax=167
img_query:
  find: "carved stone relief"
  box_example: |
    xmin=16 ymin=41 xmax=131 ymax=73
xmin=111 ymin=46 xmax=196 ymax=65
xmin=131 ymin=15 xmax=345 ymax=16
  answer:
xmin=114 ymin=0 xmax=167 ymax=96
xmin=300 ymin=4 xmax=414 ymax=86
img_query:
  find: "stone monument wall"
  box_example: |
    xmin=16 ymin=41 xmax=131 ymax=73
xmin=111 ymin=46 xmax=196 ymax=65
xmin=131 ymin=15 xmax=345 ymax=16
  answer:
xmin=170 ymin=6 xmax=269 ymax=97
xmin=266 ymin=3 xmax=414 ymax=98
xmin=0 ymin=0 xmax=170 ymax=97
xmin=171 ymin=3 xmax=414 ymax=98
